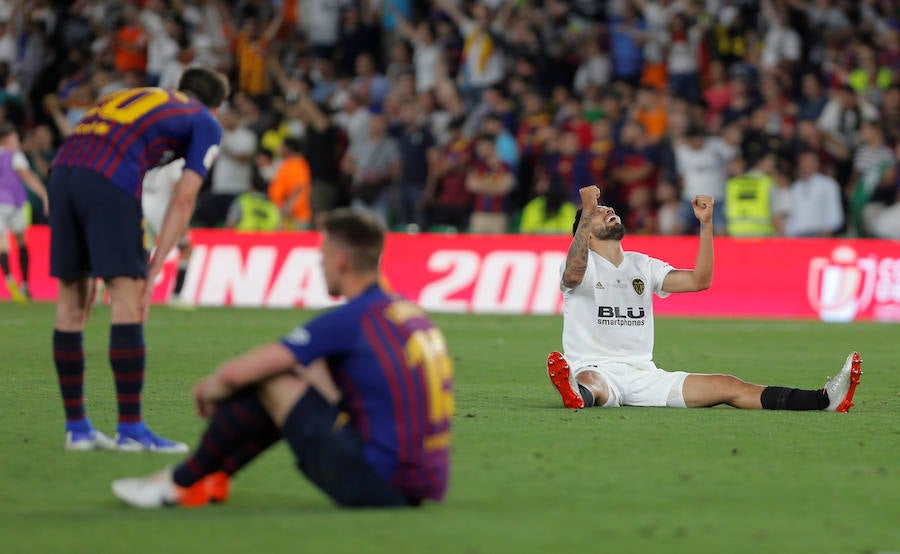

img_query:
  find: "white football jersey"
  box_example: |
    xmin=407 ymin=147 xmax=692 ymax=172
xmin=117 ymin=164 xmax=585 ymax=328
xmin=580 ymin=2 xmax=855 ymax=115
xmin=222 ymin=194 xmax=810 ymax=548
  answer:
xmin=141 ymin=159 xmax=185 ymax=238
xmin=561 ymin=250 xmax=674 ymax=369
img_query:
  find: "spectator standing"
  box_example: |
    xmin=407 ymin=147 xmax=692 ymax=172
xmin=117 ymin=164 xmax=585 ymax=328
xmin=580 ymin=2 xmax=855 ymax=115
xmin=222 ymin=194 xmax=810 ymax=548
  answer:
xmin=724 ymin=154 xmax=781 ymax=238
xmin=674 ymin=124 xmax=736 ymax=234
xmin=520 ymin=180 xmax=578 ymax=234
xmin=610 ymin=121 xmax=659 ymax=224
xmin=608 ymin=2 xmax=646 ymax=86
xmin=422 ymin=118 xmax=472 ymax=231
xmin=847 ymin=119 xmax=894 ymax=235
xmin=862 ymin=144 xmax=900 ymax=239
xmin=797 ymin=72 xmax=829 ymax=121
xmin=112 ymin=4 xmax=147 ymax=76
xmin=784 ymin=150 xmax=844 ymax=237
xmin=268 ymin=137 xmax=313 ymax=230
xmin=226 ymin=180 xmax=282 ymax=232
xmin=299 ymin=0 xmax=344 ymax=59
xmin=140 ymin=0 xmax=178 ymax=87
xmin=436 ymin=0 xmax=505 ymax=106
xmin=351 ymin=52 xmax=390 ymax=108
xmin=194 ymin=104 xmax=257 ymax=228
xmin=393 ymin=103 xmax=437 ymax=231
xmin=664 ymin=12 xmax=703 ymax=102
xmin=234 ymin=10 xmax=283 ymax=99
xmin=297 ymin=96 xmax=348 ymax=222
xmin=342 ymin=112 xmax=400 ymax=225
xmin=393 ymin=9 xmax=443 ymax=94
xmin=817 ymin=84 xmax=878 ymax=171
xmin=467 ymin=134 xmax=514 ymax=234
xmin=334 ymin=92 xmax=372 ymax=148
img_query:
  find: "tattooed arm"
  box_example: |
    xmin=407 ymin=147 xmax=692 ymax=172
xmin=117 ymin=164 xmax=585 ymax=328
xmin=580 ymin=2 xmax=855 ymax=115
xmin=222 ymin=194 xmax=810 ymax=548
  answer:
xmin=562 ymin=185 xmax=601 ymax=289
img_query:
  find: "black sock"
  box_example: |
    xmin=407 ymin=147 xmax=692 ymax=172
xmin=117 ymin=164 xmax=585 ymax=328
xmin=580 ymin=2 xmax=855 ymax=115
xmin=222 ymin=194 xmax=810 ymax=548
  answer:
xmin=760 ymin=386 xmax=829 ymax=411
xmin=172 ymin=389 xmax=281 ymax=488
xmin=174 ymin=261 xmax=188 ymax=295
xmin=53 ymin=330 xmax=87 ymax=423
xmin=0 ymin=252 xmax=9 ymax=277
xmin=18 ymin=245 xmax=29 ymax=284
xmin=110 ymin=324 xmax=145 ymax=425
xmin=578 ymin=384 xmax=594 ymax=407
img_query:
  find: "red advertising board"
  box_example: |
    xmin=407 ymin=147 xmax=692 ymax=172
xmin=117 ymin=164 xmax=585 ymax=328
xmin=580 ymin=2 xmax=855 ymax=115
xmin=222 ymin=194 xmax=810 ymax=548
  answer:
xmin=4 ymin=226 xmax=899 ymax=322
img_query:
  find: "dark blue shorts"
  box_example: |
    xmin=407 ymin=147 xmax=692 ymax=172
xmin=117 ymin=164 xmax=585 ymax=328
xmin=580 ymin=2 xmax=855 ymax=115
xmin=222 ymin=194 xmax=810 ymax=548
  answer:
xmin=48 ymin=166 xmax=147 ymax=280
xmin=283 ymin=389 xmax=419 ymax=508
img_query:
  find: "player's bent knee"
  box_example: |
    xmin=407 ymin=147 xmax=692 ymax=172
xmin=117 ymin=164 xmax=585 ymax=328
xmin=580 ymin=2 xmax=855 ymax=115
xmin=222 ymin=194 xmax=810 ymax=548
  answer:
xmin=257 ymin=373 xmax=310 ymax=427
xmin=575 ymin=371 xmax=611 ymax=407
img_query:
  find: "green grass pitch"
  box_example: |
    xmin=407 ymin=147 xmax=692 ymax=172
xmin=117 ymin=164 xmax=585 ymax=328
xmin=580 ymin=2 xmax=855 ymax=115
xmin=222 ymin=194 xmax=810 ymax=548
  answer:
xmin=1 ymin=303 xmax=897 ymax=554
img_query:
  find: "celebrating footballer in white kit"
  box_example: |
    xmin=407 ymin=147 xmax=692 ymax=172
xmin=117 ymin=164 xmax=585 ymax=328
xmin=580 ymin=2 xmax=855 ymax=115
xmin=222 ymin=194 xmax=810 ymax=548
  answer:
xmin=547 ymin=185 xmax=863 ymax=413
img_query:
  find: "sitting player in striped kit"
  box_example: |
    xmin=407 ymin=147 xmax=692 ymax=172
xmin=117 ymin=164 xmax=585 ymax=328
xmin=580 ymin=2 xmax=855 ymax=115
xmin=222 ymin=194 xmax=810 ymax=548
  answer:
xmin=112 ymin=209 xmax=453 ymax=508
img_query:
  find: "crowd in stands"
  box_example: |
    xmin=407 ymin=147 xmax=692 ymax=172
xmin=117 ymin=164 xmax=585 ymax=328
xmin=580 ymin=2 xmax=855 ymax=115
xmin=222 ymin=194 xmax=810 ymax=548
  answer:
xmin=3 ymin=0 xmax=900 ymax=238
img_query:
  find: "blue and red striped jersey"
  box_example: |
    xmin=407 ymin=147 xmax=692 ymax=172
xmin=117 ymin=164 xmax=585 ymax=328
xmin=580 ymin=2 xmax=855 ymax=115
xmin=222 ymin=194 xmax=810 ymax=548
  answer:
xmin=281 ymin=285 xmax=453 ymax=501
xmin=52 ymin=87 xmax=222 ymax=198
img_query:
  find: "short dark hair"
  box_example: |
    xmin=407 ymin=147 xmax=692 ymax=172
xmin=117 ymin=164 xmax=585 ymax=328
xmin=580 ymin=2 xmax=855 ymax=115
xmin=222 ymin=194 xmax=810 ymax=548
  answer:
xmin=282 ymin=136 xmax=304 ymax=154
xmin=321 ymin=208 xmax=385 ymax=273
xmin=177 ymin=67 xmax=229 ymax=109
xmin=0 ymin=122 xmax=16 ymax=139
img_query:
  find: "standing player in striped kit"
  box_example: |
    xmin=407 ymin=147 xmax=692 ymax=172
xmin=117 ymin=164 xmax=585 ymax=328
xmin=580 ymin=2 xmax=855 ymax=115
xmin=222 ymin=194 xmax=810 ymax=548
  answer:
xmin=111 ymin=209 xmax=453 ymax=509
xmin=48 ymin=67 xmax=228 ymax=452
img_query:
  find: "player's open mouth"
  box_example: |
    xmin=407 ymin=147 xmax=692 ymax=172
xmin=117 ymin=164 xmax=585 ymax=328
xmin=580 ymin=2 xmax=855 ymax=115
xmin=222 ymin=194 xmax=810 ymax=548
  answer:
xmin=606 ymin=214 xmax=619 ymax=224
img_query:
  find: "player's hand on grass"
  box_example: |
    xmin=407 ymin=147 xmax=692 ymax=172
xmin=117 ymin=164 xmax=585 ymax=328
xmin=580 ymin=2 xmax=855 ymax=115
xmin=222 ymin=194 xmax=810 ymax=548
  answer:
xmin=578 ymin=185 xmax=602 ymax=215
xmin=692 ymin=194 xmax=714 ymax=225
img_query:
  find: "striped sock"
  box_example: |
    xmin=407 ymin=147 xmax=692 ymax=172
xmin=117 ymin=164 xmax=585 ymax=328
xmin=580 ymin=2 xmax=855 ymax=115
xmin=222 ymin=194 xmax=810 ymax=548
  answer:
xmin=172 ymin=389 xmax=280 ymax=488
xmin=53 ymin=329 xmax=87 ymax=425
xmin=110 ymin=324 xmax=145 ymax=426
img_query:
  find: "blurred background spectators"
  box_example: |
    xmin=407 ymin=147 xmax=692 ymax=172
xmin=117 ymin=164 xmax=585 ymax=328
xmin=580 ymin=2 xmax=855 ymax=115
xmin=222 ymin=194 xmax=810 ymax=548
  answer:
xmin=6 ymin=0 xmax=900 ymax=237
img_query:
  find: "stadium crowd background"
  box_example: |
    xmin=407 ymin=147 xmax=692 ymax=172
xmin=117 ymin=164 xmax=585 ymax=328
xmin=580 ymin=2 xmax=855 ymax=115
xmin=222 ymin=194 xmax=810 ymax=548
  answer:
xmin=3 ymin=0 xmax=900 ymax=238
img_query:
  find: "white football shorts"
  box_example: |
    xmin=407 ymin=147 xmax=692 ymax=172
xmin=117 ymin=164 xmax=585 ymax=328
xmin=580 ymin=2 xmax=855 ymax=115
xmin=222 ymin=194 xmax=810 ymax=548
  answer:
xmin=573 ymin=360 xmax=689 ymax=408
xmin=0 ymin=203 xmax=28 ymax=235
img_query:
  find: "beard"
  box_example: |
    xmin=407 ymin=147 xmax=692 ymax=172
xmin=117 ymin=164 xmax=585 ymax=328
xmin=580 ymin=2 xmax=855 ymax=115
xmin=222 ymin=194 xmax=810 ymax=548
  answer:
xmin=594 ymin=222 xmax=626 ymax=241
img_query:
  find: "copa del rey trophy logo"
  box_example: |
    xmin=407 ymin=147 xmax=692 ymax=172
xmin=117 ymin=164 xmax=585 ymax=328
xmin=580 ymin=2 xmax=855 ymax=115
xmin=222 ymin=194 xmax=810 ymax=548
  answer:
xmin=807 ymin=246 xmax=878 ymax=323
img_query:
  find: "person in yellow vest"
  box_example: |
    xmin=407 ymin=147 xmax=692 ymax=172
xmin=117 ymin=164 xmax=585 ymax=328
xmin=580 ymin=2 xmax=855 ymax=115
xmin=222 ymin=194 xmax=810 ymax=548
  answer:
xmin=724 ymin=154 xmax=784 ymax=237
xmin=520 ymin=180 xmax=578 ymax=234
xmin=226 ymin=181 xmax=282 ymax=232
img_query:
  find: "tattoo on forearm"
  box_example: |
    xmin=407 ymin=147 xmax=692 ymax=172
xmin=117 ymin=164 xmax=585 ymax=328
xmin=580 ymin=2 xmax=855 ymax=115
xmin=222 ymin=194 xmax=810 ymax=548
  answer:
xmin=562 ymin=219 xmax=591 ymax=288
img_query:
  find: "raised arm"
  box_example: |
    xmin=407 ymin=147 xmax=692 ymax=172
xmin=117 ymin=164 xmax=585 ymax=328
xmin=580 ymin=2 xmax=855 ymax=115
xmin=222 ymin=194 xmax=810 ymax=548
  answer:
xmin=434 ymin=0 xmax=469 ymax=29
xmin=662 ymin=195 xmax=714 ymax=293
xmin=562 ymin=185 xmax=601 ymax=289
xmin=390 ymin=3 xmax=417 ymax=41
xmin=261 ymin=8 xmax=285 ymax=44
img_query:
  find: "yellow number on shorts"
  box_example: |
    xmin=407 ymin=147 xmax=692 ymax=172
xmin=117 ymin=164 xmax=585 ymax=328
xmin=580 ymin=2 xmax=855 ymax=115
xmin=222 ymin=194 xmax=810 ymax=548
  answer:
xmin=406 ymin=328 xmax=455 ymax=425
